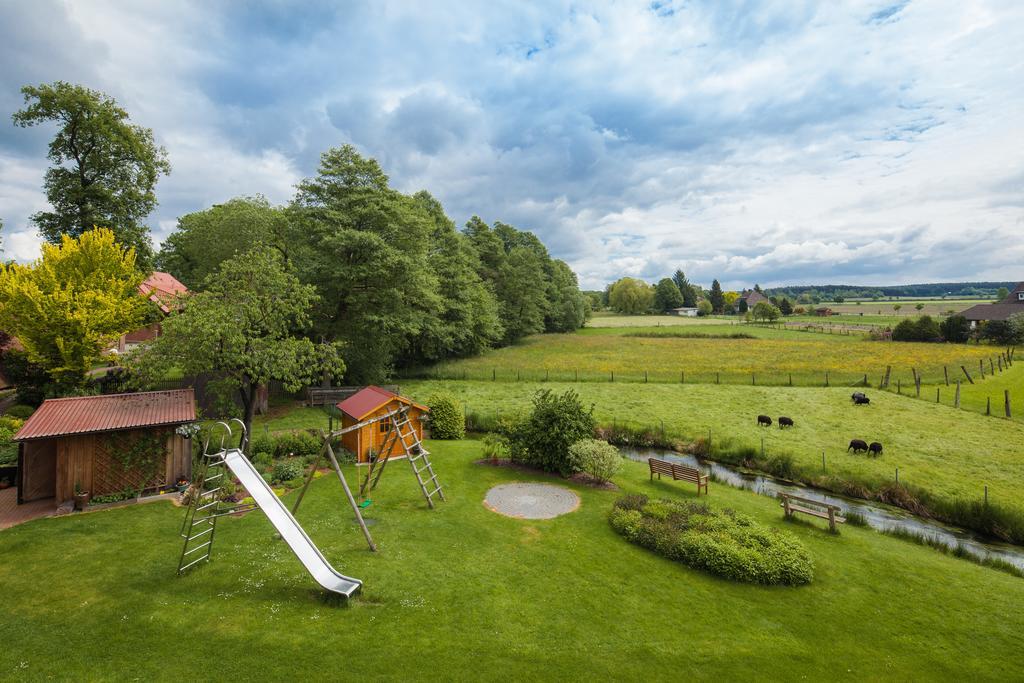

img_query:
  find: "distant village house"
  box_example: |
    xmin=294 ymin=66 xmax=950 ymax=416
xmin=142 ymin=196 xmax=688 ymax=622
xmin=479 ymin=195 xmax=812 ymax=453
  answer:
xmin=116 ymin=271 xmax=189 ymax=353
xmin=959 ymin=282 xmax=1024 ymax=327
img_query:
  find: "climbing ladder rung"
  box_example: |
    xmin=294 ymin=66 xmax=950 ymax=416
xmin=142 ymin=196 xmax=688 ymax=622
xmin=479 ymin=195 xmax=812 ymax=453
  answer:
xmin=427 ymin=486 xmax=443 ymax=497
xmin=204 ymin=473 xmax=223 ymax=482
xmin=183 ymin=541 xmax=212 ymax=556
xmin=413 ymin=464 xmax=432 ymax=475
xmin=199 ymin=487 xmax=221 ymax=498
xmin=197 ymin=500 xmax=219 ymax=511
xmin=186 ymin=527 xmax=213 ymax=542
xmin=178 ymin=554 xmax=211 ymax=573
xmin=421 ymin=474 xmax=439 ymax=486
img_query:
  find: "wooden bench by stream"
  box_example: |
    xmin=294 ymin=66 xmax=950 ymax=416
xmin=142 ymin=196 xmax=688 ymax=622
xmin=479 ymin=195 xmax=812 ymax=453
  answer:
xmin=648 ymin=458 xmax=709 ymax=495
xmin=779 ymin=493 xmax=846 ymax=532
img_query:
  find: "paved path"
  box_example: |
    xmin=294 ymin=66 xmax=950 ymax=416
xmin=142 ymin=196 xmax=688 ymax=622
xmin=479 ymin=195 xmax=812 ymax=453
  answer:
xmin=0 ymin=488 xmax=55 ymax=529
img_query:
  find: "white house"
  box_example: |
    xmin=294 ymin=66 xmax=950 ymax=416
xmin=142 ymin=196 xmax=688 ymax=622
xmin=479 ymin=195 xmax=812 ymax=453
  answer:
xmin=670 ymin=307 xmax=699 ymax=317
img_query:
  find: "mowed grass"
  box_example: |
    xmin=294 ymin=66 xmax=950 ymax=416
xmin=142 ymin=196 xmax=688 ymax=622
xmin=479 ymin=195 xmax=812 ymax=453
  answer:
xmin=2 ymin=440 xmax=1023 ymax=680
xmin=825 ymin=298 xmax=988 ymax=316
xmin=401 ymin=381 xmax=1024 ymax=517
xmin=897 ymin=361 xmax=1024 ymax=423
xmin=410 ymin=332 xmax=997 ymax=386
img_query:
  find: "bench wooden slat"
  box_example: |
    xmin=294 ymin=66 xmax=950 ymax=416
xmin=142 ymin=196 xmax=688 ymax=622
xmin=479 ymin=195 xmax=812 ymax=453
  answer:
xmin=648 ymin=458 xmax=708 ymax=495
xmin=779 ymin=493 xmax=846 ymax=531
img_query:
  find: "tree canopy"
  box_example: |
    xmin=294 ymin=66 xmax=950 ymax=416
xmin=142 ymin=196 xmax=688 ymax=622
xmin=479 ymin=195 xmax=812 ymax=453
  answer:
xmin=609 ymin=277 xmax=654 ymax=314
xmin=653 ymin=278 xmax=684 ymax=311
xmin=12 ymin=82 xmax=170 ymax=269
xmin=709 ymin=279 xmax=725 ymax=313
xmin=128 ymin=250 xmax=344 ymax=440
xmin=672 ymin=270 xmax=697 ymax=307
xmin=0 ymin=228 xmax=146 ymax=392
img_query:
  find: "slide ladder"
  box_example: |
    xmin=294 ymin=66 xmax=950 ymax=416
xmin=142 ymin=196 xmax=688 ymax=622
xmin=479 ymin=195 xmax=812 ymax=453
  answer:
xmin=362 ymin=407 xmax=446 ymax=509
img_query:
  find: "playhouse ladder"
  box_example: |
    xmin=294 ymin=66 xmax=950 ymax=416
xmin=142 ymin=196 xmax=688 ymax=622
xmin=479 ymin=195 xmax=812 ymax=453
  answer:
xmin=363 ymin=408 xmax=446 ymax=509
xmin=177 ymin=451 xmax=228 ymax=575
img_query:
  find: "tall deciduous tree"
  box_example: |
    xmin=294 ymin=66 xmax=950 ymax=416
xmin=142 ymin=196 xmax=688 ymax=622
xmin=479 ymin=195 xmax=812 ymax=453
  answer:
xmin=128 ymin=250 xmax=344 ymax=441
xmin=609 ymin=277 xmax=654 ymax=314
xmin=156 ymin=196 xmax=292 ymax=288
xmin=12 ymin=82 xmax=170 ymax=269
xmin=709 ymin=279 xmax=725 ymax=313
xmin=654 ymin=278 xmax=685 ymax=312
xmin=0 ymin=228 xmax=146 ymax=392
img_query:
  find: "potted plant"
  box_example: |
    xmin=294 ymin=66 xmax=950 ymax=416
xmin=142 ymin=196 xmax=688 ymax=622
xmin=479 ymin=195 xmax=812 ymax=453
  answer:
xmin=175 ymin=477 xmax=189 ymax=493
xmin=0 ymin=477 xmax=10 ymax=490
xmin=73 ymin=482 xmax=90 ymax=511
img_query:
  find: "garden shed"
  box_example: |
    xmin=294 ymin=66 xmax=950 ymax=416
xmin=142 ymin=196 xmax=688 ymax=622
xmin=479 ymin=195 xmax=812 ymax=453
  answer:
xmin=337 ymin=386 xmax=428 ymax=464
xmin=14 ymin=389 xmax=196 ymax=505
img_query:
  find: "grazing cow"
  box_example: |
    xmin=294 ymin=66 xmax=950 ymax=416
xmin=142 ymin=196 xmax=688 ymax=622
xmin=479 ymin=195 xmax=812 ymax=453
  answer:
xmin=778 ymin=416 xmax=794 ymax=428
xmin=868 ymin=442 xmax=883 ymax=456
xmin=848 ymin=439 xmax=868 ymax=453
xmin=851 ymin=392 xmax=866 ymax=402
xmin=853 ymin=395 xmax=870 ymax=405
xmin=757 ymin=415 xmax=773 ymax=427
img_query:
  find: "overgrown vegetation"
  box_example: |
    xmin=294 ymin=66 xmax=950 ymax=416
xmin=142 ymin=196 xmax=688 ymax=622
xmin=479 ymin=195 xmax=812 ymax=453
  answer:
xmin=609 ymin=494 xmax=814 ymax=585
xmin=428 ymin=393 xmax=465 ymax=440
xmin=567 ymin=439 xmax=621 ymax=483
xmin=504 ymin=389 xmax=595 ymax=475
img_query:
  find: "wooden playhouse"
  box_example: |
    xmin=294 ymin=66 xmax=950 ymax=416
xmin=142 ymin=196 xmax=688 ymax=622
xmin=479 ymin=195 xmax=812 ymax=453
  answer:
xmin=336 ymin=386 xmax=429 ymax=464
xmin=14 ymin=389 xmax=196 ymax=505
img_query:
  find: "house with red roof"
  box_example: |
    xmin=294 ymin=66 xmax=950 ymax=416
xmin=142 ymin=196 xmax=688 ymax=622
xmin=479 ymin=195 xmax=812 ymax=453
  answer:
xmin=14 ymin=389 xmax=196 ymax=506
xmin=336 ymin=386 xmax=429 ymax=464
xmin=116 ymin=271 xmax=190 ymax=352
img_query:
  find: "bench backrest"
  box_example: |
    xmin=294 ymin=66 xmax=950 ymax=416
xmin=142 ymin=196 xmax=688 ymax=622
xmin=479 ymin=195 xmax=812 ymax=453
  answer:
xmin=779 ymin=492 xmax=840 ymax=512
xmin=671 ymin=464 xmax=703 ymax=482
xmin=649 ymin=458 xmax=674 ymax=474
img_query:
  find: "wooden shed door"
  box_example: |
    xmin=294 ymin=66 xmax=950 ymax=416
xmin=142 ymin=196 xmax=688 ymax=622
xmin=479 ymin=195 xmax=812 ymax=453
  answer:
xmin=20 ymin=440 xmax=57 ymax=502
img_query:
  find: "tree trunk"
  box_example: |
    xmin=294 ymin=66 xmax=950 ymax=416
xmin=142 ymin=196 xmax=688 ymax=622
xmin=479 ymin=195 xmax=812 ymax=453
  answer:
xmin=239 ymin=384 xmax=258 ymax=453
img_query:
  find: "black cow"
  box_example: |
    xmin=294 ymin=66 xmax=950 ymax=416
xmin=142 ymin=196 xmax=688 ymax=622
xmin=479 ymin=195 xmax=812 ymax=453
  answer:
xmin=778 ymin=416 xmax=794 ymax=428
xmin=848 ymin=439 xmax=868 ymax=453
xmin=853 ymin=395 xmax=870 ymax=405
xmin=757 ymin=415 xmax=773 ymax=427
xmin=851 ymin=392 xmax=867 ymax=402
xmin=868 ymin=442 xmax=883 ymax=456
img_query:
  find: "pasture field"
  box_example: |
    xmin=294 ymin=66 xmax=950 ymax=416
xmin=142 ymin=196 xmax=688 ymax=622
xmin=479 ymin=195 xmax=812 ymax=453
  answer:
xmin=2 ymin=440 xmax=1023 ymax=680
xmin=820 ymin=298 xmax=984 ymax=316
xmin=407 ymin=332 xmax=999 ymax=386
xmin=900 ymin=361 xmax=1024 ymax=422
xmin=400 ymin=380 xmax=1024 ymax=536
xmin=578 ymin=323 xmax=855 ymax=341
xmin=585 ymin=313 xmax=731 ymax=327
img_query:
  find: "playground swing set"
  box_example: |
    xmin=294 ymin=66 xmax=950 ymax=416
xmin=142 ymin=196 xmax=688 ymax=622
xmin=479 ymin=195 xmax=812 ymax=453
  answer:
xmin=176 ymin=403 xmax=445 ymax=598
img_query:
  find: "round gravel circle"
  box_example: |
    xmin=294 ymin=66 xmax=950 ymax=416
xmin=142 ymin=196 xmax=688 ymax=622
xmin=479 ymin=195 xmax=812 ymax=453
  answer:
xmin=483 ymin=483 xmax=580 ymax=519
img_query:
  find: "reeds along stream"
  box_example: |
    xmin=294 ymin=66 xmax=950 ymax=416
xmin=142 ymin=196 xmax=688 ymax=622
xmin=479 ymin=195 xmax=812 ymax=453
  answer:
xmin=619 ymin=447 xmax=1024 ymax=573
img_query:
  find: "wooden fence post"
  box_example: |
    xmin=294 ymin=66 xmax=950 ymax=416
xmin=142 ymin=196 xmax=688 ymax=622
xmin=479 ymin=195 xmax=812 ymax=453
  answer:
xmin=644 ymin=370 xmax=648 ymax=383
xmin=1006 ymin=390 xmax=1012 ymax=419
xmin=789 ymin=373 xmax=793 ymax=386
xmin=990 ymin=358 xmax=995 ymax=375
xmin=752 ymin=373 xmax=756 ymax=386
xmin=936 ymin=387 xmax=940 ymax=403
xmin=961 ymin=366 xmax=974 ymax=384
xmin=980 ymin=358 xmax=985 ymax=379
xmin=955 ymin=380 xmax=961 ymax=408
xmin=986 ymin=397 xmax=991 ymax=416
xmin=943 ymin=365 xmax=949 ymax=386
xmin=883 ymin=365 xmax=892 ymax=388
xmin=897 ymin=379 xmax=901 ymax=394
xmin=825 ymin=371 xmax=830 ymax=387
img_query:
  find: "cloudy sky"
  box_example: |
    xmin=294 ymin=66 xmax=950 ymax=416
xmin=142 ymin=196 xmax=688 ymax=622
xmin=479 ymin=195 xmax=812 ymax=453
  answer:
xmin=0 ymin=1 xmax=1021 ymax=289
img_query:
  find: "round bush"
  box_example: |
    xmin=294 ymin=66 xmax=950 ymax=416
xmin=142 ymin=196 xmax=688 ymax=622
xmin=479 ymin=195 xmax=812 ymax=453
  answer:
xmin=609 ymin=497 xmax=813 ymax=585
xmin=568 ymin=439 xmax=621 ymax=483
xmin=428 ymin=393 xmax=465 ymax=440
xmin=4 ymin=404 xmax=35 ymax=420
xmin=271 ymin=459 xmax=305 ymax=484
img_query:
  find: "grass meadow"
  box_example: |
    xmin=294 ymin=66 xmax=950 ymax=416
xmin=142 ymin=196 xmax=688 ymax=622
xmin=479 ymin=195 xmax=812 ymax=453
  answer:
xmin=2 ymin=440 xmax=1023 ymax=680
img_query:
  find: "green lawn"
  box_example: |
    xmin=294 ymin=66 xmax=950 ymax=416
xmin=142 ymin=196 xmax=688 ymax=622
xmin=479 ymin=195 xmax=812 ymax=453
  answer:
xmin=406 ymin=332 xmax=997 ymax=386
xmin=399 ymin=381 xmax=1024 ymax=527
xmin=2 ymin=440 xmax=1022 ymax=679
xmin=895 ymin=360 xmax=1024 ymax=423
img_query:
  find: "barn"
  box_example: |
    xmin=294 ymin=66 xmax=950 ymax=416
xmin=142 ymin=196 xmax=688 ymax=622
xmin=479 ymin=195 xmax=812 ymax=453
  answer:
xmin=337 ymin=386 xmax=429 ymax=464
xmin=14 ymin=389 xmax=196 ymax=506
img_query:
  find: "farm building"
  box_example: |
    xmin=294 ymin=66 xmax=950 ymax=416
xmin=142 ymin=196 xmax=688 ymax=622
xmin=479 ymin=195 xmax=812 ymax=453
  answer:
xmin=960 ymin=282 xmax=1024 ymax=327
xmin=337 ymin=386 xmax=428 ymax=464
xmin=670 ymin=307 xmax=699 ymax=317
xmin=116 ymin=271 xmax=190 ymax=353
xmin=736 ymin=289 xmax=769 ymax=311
xmin=814 ymin=307 xmax=834 ymax=316
xmin=14 ymin=389 xmax=196 ymax=505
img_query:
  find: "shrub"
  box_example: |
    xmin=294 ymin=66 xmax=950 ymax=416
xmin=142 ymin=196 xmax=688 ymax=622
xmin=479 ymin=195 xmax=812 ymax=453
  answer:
xmin=482 ymin=432 xmax=508 ymax=462
xmin=0 ymin=415 xmax=24 ymax=432
xmin=696 ymin=300 xmax=713 ymax=316
xmin=609 ymin=496 xmax=813 ymax=585
xmin=568 ymin=439 xmax=621 ymax=483
xmin=940 ymin=314 xmax=971 ymax=343
xmin=4 ymin=404 xmax=35 ymax=420
xmin=892 ymin=315 xmax=941 ymax=342
xmin=248 ymin=434 xmax=274 ymax=458
xmin=506 ymin=389 xmax=596 ymax=475
xmin=272 ymin=431 xmax=321 ymax=459
xmin=252 ymin=452 xmax=273 ymax=474
xmin=428 ymin=393 xmax=465 ymax=439
xmin=979 ymin=314 xmax=1024 ymax=345
xmin=271 ymin=459 xmax=305 ymax=484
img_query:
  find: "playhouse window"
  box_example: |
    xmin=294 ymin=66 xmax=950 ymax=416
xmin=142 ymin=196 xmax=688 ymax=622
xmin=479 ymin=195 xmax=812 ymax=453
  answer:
xmin=380 ymin=421 xmax=388 ymax=433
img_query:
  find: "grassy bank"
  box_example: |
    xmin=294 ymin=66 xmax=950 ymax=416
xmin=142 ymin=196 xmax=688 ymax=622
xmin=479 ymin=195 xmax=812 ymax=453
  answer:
xmin=1 ymin=440 xmax=1023 ymax=679
xmin=400 ymin=381 xmax=1024 ymax=542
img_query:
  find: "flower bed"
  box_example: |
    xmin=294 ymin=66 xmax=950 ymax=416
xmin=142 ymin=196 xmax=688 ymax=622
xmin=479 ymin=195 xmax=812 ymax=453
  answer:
xmin=609 ymin=494 xmax=814 ymax=585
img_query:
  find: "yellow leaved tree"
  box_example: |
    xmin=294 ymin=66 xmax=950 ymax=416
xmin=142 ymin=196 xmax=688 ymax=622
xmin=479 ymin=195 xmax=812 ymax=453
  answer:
xmin=0 ymin=228 xmax=146 ymax=391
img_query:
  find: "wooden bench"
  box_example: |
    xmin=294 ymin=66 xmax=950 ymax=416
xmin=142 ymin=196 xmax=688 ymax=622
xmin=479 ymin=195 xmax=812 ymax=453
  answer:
xmin=779 ymin=493 xmax=846 ymax=532
xmin=648 ymin=458 xmax=709 ymax=496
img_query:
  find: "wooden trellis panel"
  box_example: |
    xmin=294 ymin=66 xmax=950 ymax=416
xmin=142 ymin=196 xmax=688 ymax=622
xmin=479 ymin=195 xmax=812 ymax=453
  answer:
xmin=91 ymin=429 xmax=168 ymax=497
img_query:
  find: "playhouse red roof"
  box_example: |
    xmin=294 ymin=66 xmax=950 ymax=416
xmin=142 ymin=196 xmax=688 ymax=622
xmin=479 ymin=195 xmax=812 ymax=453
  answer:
xmin=336 ymin=386 xmax=427 ymax=420
xmin=14 ymin=389 xmax=196 ymax=441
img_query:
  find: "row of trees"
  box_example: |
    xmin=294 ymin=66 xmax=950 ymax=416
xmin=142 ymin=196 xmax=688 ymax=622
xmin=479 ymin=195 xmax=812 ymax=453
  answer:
xmin=606 ymin=271 xmax=708 ymax=315
xmin=155 ymin=147 xmax=587 ymax=382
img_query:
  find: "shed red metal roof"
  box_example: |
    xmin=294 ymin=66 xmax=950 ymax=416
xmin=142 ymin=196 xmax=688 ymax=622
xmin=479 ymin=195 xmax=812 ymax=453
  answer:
xmin=336 ymin=386 xmax=427 ymax=420
xmin=14 ymin=389 xmax=196 ymax=441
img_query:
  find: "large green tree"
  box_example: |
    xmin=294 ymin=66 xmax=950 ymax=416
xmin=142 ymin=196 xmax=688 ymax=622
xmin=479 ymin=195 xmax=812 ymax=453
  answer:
xmin=156 ymin=196 xmax=291 ymax=288
xmin=654 ymin=277 xmax=685 ymax=312
xmin=12 ymin=82 xmax=170 ymax=269
xmin=709 ymin=279 xmax=726 ymax=313
xmin=128 ymin=250 xmax=344 ymax=441
xmin=291 ymin=145 xmax=439 ymax=382
xmin=0 ymin=228 xmax=146 ymax=393
xmin=672 ymin=269 xmax=697 ymax=307
xmin=608 ymin=277 xmax=654 ymax=314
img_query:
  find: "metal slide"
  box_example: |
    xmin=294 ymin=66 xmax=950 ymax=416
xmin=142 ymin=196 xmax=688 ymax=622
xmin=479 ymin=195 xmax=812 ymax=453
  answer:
xmin=220 ymin=447 xmax=362 ymax=598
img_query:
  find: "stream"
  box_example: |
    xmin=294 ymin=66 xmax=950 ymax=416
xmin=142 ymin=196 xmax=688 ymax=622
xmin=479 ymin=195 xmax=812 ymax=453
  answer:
xmin=619 ymin=447 xmax=1024 ymax=571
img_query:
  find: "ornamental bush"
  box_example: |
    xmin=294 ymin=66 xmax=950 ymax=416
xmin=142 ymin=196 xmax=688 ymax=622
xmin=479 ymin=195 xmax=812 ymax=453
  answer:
xmin=507 ymin=389 xmax=595 ymax=475
xmin=4 ymin=404 xmax=35 ymax=420
xmin=568 ymin=439 xmax=621 ymax=483
xmin=609 ymin=496 xmax=814 ymax=585
xmin=271 ymin=459 xmax=305 ymax=484
xmin=428 ymin=393 xmax=465 ymax=440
